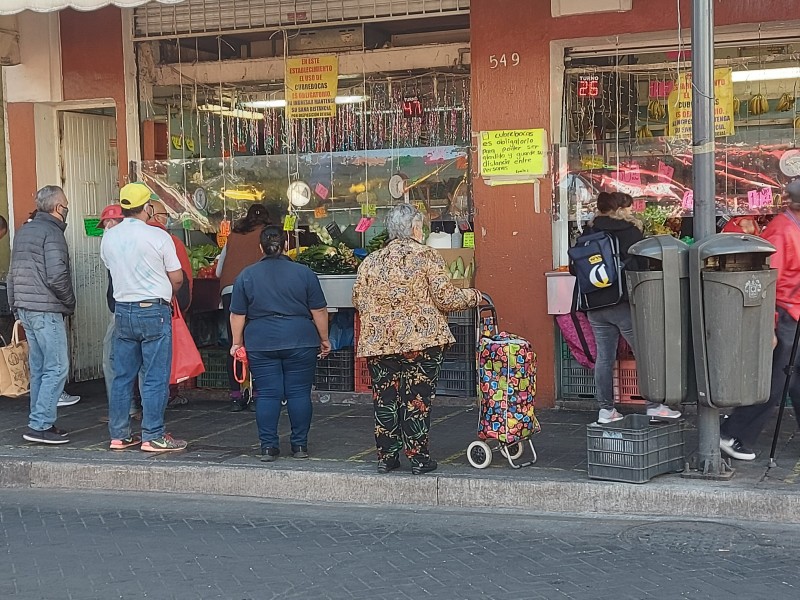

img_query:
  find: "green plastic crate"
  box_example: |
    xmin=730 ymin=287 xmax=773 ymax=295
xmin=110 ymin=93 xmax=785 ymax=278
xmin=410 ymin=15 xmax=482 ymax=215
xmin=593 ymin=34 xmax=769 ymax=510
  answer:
xmin=196 ymin=348 xmax=228 ymax=389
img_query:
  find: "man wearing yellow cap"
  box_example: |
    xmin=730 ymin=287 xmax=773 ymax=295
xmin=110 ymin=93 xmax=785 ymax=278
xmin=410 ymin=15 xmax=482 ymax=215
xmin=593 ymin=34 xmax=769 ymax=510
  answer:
xmin=100 ymin=183 xmax=187 ymax=452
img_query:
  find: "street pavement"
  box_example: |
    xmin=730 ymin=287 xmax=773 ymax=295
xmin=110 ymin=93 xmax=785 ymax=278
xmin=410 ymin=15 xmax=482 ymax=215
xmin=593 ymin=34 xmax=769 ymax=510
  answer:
xmin=1 ymin=488 xmax=799 ymax=600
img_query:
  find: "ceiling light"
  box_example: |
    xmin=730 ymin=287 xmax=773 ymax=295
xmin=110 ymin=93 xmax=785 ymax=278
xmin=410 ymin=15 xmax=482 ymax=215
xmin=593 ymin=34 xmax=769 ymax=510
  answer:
xmin=335 ymin=95 xmax=369 ymax=104
xmin=242 ymin=99 xmax=287 ymax=109
xmin=731 ymin=67 xmax=800 ymax=83
xmin=197 ymin=104 xmax=264 ymax=120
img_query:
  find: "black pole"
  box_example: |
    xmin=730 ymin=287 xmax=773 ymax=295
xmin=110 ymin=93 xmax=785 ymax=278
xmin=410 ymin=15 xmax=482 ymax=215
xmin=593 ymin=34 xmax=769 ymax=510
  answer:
xmin=768 ymin=317 xmax=800 ymax=466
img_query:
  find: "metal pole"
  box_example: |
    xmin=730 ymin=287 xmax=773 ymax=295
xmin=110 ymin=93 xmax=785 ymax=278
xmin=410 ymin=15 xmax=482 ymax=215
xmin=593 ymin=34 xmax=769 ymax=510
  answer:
xmin=692 ymin=0 xmax=722 ymax=475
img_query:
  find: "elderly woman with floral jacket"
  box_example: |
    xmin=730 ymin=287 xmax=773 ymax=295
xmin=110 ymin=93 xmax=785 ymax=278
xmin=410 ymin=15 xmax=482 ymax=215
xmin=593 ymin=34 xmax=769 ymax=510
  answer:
xmin=353 ymin=204 xmax=481 ymax=475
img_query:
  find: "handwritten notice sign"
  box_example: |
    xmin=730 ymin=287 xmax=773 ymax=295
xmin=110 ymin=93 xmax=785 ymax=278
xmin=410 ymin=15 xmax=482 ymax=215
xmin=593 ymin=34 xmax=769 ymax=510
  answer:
xmin=283 ymin=214 xmax=298 ymax=231
xmin=462 ymin=232 xmax=475 ymax=248
xmin=681 ymin=190 xmax=694 ymax=211
xmin=632 ymin=199 xmax=646 ymax=213
xmin=355 ymin=217 xmax=374 ymax=233
xmin=315 ymin=182 xmax=329 ymax=200
xmin=748 ymin=187 xmax=774 ymax=210
xmin=360 ymin=203 xmax=377 ymax=217
xmin=286 ymin=55 xmax=339 ymax=119
xmin=479 ymin=129 xmax=548 ymax=177
xmin=668 ymin=67 xmax=735 ymax=139
xmin=611 ymin=163 xmax=642 ymax=186
xmin=657 ymin=161 xmax=675 ymax=183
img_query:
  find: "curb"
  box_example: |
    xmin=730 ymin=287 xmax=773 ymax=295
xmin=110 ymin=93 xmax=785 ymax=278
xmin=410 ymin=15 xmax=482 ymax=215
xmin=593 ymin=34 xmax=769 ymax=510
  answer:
xmin=1 ymin=457 xmax=798 ymax=524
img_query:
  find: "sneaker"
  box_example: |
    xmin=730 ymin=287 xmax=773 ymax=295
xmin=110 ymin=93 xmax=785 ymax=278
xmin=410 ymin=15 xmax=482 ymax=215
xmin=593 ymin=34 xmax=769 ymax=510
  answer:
xmin=411 ymin=458 xmax=438 ymax=475
xmin=720 ymin=436 xmax=756 ymax=461
xmin=140 ymin=434 xmax=187 ymax=452
xmin=646 ymin=405 xmax=682 ymax=420
xmin=109 ymin=435 xmax=142 ymax=450
xmin=260 ymin=447 xmax=280 ymax=462
xmin=291 ymin=445 xmax=309 ymax=459
xmin=377 ymin=456 xmax=401 ymax=474
xmin=47 ymin=425 xmax=69 ymax=437
xmin=598 ymin=408 xmax=624 ymax=424
xmin=22 ymin=427 xmax=70 ymax=445
xmin=56 ymin=391 xmax=81 ymax=407
xmin=167 ymin=394 xmax=189 ymax=409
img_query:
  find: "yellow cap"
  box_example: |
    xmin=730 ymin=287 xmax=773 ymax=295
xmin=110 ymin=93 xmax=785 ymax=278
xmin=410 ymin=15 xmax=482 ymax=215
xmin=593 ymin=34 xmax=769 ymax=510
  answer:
xmin=119 ymin=183 xmax=158 ymax=209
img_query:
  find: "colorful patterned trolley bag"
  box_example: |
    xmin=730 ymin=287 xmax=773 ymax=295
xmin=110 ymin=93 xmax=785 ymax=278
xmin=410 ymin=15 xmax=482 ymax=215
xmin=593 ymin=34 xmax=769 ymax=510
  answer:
xmin=477 ymin=302 xmax=541 ymax=445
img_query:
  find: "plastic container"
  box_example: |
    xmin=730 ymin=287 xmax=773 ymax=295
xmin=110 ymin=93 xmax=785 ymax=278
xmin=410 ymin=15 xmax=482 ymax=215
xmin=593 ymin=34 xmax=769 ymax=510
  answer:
xmin=560 ymin=341 xmax=597 ymax=400
xmin=315 ymin=348 xmax=355 ymax=392
xmin=613 ymin=359 xmax=645 ymax=405
xmin=196 ymin=348 xmax=229 ymax=389
xmin=436 ymin=359 xmax=476 ymax=397
xmin=586 ymin=414 xmax=685 ymax=483
xmin=353 ymin=313 xmax=371 ymax=393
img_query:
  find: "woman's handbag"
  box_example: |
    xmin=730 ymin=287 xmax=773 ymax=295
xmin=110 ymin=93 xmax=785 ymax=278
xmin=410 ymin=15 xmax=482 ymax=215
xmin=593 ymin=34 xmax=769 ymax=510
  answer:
xmin=0 ymin=321 xmax=30 ymax=398
xmin=170 ymin=301 xmax=205 ymax=385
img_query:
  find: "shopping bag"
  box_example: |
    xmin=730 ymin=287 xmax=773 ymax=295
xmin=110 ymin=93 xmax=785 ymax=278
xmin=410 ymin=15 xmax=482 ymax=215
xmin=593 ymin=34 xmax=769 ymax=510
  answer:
xmin=170 ymin=301 xmax=205 ymax=385
xmin=0 ymin=321 xmax=30 ymax=398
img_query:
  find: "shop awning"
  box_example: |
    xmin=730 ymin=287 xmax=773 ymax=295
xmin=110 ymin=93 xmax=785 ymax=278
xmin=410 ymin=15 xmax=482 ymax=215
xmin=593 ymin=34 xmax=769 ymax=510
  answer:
xmin=0 ymin=1 xmax=185 ymax=16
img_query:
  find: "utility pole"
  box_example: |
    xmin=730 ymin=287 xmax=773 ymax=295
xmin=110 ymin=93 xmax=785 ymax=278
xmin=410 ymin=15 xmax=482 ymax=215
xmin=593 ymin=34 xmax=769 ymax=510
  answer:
xmin=692 ymin=0 xmax=722 ymax=475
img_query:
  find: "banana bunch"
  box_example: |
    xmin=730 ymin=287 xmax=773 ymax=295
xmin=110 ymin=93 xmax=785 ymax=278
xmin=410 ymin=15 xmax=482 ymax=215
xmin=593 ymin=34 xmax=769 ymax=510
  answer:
xmin=647 ymin=100 xmax=666 ymax=120
xmin=748 ymin=93 xmax=770 ymax=116
xmin=777 ymin=92 xmax=795 ymax=112
xmin=794 ymin=116 xmax=800 ymax=130
xmin=733 ymin=96 xmax=741 ymax=114
xmin=636 ymin=125 xmax=654 ymax=139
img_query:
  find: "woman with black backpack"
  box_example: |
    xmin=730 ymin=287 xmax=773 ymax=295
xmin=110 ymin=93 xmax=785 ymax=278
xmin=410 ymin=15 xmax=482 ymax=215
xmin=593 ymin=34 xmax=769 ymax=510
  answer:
xmin=583 ymin=192 xmax=681 ymax=424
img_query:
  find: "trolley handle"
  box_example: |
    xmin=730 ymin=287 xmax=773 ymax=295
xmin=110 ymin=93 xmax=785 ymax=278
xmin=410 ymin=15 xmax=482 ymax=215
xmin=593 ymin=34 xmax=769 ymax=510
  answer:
xmin=477 ymin=292 xmax=498 ymax=337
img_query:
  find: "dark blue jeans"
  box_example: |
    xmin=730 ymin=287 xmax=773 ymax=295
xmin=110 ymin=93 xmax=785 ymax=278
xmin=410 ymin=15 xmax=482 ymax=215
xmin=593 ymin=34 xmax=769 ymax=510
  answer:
xmin=248 ymin=346 xmax=318 ymax=451
xmin=110 ymin=302 xmax=172 ymax=442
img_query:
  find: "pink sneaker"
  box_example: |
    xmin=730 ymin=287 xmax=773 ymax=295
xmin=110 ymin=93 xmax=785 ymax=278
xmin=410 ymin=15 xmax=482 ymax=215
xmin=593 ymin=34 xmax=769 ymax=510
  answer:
xmin=646 ymin=405 xmax=682 ymax=420
xmin=109 ymin=435 xmax=141 ymax=450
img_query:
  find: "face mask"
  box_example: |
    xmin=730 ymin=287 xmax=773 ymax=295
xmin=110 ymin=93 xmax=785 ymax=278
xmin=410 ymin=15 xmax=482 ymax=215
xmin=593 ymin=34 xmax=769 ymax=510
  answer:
xmin=58 ymin=206 xmax=69 ymax=224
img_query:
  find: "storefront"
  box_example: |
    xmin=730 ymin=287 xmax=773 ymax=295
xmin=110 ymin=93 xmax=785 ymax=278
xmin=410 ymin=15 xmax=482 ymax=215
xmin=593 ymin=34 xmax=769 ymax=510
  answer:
xmin=469 ymin=0 xmax=800 ymax=408
xmin=129 ymin=2 xmax=476 ymax=396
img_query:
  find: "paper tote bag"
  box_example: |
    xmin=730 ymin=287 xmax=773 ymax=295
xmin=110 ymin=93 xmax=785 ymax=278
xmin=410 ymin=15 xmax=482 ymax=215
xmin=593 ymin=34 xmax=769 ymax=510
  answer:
xmin=0 ymin=321 xmax=30 ymax=398
xmin=170 ymin=302 xmax=205 ymax=385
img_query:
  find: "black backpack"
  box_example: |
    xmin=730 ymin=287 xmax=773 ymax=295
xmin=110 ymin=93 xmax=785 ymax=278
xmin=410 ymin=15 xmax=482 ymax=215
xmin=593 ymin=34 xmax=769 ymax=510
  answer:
xmin=567 ymin=230 xmax=624 ymax=311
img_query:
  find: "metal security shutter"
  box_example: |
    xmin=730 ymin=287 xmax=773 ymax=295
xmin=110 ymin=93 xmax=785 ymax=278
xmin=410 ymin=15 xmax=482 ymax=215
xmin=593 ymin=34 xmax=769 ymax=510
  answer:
xmin=134 ymin=0 xmax=470 ymax=39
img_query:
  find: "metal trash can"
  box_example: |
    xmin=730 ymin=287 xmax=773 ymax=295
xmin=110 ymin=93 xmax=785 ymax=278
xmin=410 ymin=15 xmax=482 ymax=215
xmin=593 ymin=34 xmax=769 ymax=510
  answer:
xmin=689 ymin=234 xmax=777 ymax=408
xmin=626 ymin=236 xmax=692 ymax=406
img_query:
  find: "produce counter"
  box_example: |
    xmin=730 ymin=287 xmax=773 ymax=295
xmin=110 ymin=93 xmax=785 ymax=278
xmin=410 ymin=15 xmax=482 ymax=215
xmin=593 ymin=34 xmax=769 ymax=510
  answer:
xmin=319 ymin=275 xmax=356 ymax=310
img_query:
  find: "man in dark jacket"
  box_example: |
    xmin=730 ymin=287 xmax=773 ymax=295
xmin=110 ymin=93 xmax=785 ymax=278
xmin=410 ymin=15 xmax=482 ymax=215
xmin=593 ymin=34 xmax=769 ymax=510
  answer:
xmin=8 ymin=185 xmax=76 ymax=445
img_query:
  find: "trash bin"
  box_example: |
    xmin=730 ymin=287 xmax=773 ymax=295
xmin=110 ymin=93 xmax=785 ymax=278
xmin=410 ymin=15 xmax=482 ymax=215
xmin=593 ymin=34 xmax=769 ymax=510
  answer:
xmin=626 ymin=236 xmax=692 ymax=406
xmin=689 ymin=234 xmax=777 ymax=408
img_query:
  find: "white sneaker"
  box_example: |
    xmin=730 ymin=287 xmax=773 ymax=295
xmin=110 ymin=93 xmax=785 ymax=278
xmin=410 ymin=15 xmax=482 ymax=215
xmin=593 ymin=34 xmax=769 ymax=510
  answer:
xmin=646 ymin=404 xmax=681 ymax=420
xmin=720 ymin=436 xmax=756 ymax=461
xmin=598 ymin=408 xmax=624 ymax=424
xmin=56 ymin=391 xmax=81 ymax=407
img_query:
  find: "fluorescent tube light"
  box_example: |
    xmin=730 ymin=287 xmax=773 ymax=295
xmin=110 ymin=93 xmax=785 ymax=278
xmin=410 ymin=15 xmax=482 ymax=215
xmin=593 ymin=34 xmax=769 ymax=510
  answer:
xmin=731 ymin=67 xmax=800 ymax=83
xmin=197 ymin=104 xmax=264 ymax=120
xmin=335 ymin=95 xmax=370 ymax=104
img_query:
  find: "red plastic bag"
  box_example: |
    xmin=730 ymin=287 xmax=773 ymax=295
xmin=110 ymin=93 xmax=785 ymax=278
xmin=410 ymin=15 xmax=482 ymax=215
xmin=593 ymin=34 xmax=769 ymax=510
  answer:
xmin=170 ymin=301 xmax=205 ymax=384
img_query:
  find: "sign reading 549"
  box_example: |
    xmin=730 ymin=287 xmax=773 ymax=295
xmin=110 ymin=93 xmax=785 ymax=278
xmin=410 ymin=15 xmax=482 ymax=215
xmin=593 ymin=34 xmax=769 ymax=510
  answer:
xmin=489 ymin=53 xmax=520 ymax=69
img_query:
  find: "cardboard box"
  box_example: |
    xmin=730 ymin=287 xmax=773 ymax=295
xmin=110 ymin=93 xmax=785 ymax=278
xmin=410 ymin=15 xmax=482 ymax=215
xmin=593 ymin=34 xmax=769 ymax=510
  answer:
xmin=435 ymin=248 xmax=476 ymax=287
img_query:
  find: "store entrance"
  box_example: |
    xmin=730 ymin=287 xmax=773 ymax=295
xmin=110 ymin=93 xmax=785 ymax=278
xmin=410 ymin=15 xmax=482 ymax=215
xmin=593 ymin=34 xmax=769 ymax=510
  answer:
xmin=59 ymin=109 xmax=118 ymax=381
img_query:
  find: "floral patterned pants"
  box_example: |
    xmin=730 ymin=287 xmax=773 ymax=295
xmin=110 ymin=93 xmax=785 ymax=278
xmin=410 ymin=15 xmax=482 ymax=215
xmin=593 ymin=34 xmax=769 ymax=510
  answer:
xmin=367 ymin=347 xmax=444 ymax=462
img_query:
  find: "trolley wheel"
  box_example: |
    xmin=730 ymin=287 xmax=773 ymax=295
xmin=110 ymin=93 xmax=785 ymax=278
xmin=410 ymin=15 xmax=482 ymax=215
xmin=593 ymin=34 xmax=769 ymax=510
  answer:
xmin=467 ymin=441 xmax=493 ymax=469
xmin=500 ymin=442 xmax=524 ymax=461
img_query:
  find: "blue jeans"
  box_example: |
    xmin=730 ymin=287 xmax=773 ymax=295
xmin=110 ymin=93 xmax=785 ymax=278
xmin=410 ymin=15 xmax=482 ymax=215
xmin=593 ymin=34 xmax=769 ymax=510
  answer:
xmin=587 ymin=302 xmax=659 ymax=411
xmin=110 ymin=302 xmax=172 ymax=442
xmin=102 ymin=318 xmax=115 ymax=403
xmin=17 ymin=309 xmax=69 ymax=431
xmin=248 ymin=346 xmax=318 ymax=451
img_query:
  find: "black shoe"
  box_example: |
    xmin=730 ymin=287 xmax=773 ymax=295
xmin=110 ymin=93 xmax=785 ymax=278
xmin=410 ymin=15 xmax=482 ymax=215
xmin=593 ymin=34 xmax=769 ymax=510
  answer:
xmin=260 ymin=447 xmax=280 ymax=462
xmin=22 ymin=427 xmax=70 ymax=445
xmin=720 ymin=436 xmax=756 ymax=461
xmin=291 ymin=445 xmax=309 ymax=459
xmin=247 ymin=399 xmax=257 ymax=413
xmin=411 ymin=458 xmax=438 ymax=475
xmin=377 ymin=456 xmax=401 ymax=474
xmin=230 ymin=399 xmax=245 ymax=412
xmin=48 ymin=425 xmax=69 ymax=437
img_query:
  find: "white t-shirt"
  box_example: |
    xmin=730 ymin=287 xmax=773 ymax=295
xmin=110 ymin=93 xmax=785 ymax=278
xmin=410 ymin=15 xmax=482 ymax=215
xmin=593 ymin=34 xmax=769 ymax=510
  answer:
xmin=100 ymin=218 xmax=182 ymax=303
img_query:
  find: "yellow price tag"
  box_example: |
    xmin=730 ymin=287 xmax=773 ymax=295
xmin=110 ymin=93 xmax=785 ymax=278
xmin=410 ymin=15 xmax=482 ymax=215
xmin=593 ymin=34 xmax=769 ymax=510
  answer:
xmin=360 ymin=204 xmax=377 ymax=217
xmin=462 ymin=232 xmax=475 ymax=248
xmin=283 ymin=214 xmax=297 ymax=231
xmin=314 ymin=206 xmax=328 ymax=218
xmin=414 ymin=202 xmax=427 ymax=213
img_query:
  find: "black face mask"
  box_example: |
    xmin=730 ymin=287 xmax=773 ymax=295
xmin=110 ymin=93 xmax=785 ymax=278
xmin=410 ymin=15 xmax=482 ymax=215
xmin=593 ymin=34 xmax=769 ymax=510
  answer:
xmin=58 ymin=206 xmax=69 ymax=224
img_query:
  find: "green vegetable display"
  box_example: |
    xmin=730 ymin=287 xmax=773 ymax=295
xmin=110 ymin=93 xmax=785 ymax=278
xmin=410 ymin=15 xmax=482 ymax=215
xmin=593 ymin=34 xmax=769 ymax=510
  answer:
xmin=188 ymin=244 xmax=222 ymax=275
xmin=366 ymin=230 xmax=389 ymax=253
xmin=295 ymin=244 xmax=361 ymax=275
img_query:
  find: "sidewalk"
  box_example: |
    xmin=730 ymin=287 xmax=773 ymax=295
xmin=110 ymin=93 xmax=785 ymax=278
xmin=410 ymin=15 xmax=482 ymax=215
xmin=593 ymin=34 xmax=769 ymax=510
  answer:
xmin=1 ymin=380 xmax=799 ymax=523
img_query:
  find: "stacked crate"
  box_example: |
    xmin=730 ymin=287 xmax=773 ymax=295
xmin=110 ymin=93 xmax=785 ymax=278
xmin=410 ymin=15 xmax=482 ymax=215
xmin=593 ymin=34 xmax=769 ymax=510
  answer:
xmin=436 ymin=309 xmax=478 ymax=397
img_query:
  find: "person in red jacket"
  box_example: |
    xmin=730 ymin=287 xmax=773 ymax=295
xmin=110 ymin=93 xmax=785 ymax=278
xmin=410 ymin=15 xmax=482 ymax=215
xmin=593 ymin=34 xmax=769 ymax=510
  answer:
xmin=148 ymin=199 xmax=194 ymax=407
xmin=720 ymin=180 xmax=800 ymax=461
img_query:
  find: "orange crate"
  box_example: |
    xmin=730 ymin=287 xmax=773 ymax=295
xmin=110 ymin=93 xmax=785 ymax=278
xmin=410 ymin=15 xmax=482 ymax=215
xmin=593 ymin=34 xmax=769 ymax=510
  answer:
xmin=613 ymin=358 xmax=645 ymax=405
xmin=354 ymin=313 xmax=372 ymax=393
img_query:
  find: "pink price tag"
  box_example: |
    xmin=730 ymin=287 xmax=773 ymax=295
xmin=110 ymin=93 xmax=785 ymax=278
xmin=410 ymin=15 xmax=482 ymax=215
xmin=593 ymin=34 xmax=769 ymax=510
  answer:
xmin=760 ymin=187 xmax=773 ymax=208
xmin=747 ymin=190 xmax=760 ymax=210
xmin=657 ymin=161 xmax=675 ymax=183
xmin=612 ymin=164 xmax=641 ymax=186
xmin=632 ymin=199 xmax=646 ymax=213
xmin=355 ymin=217 xmax=374 ymax=233
xmin=315 ymin=183 xmax=329 ymax=200
xmin=681 ymin=190 xmax=694 ymax=211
